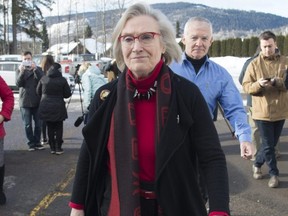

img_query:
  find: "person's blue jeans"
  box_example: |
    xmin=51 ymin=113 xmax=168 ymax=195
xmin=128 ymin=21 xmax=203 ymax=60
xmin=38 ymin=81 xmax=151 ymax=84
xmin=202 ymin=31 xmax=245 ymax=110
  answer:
xmin=254 ymin=119 xmax=285 ymax=176
xmin=20 ymin=107 xmax=42 ymax=147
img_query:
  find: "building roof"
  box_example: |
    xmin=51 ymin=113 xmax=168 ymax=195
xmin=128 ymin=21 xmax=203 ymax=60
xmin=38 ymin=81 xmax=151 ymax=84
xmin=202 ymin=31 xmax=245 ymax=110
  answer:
xmin=46 ymin=41 xmax=79 ymax=55
xmin=46 ymin=38 xmax=112 ymax=55
xmin=78 ymin=38 xmax=112 ymax=54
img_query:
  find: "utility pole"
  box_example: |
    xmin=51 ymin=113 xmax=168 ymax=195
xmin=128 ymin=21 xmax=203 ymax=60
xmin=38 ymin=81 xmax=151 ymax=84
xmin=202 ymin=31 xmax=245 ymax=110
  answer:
xmin=49 ymin=9 xmax=52 ymax=47
xmin=67 ymin=0 xmax=72 ymax=55
xmin=11 ymin=0 xmax=18 ymax=54
xmin=102 ymin=0 xmax=107 ymax=55
xmin=2 ymin=0 xmax=8 ymax=53
xmin=95 ymin=4 xmax=98 ymax=59
xmin=57 ymin=0 xmax=60 ymax=53
xmin=32 ymin=0 xmax=36 ymax=54
xmin=6 ymin=0 xmax=9 ymax=53
xmin=75 ymin=0 xmax=79 ymax=55
xmin=82 ymin=0 xmax=85 ymax=54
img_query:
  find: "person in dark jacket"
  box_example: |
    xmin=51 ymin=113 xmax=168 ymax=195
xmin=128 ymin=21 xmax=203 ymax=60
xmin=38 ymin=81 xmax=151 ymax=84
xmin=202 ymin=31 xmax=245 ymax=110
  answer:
xmin=16 ymin=51 xmax=44 ymax=151
xmin=104 ymin=59 xmax=121 ymax=82
xmin=239 ymin=50 xmax=260 ymax=161
xmin=39 ymin=55 xmax=55 ymax=145
xmin=69 ymin=3 xmax=230 ymax=216
xmin=37 ymin=63 xmax=72 ymax=155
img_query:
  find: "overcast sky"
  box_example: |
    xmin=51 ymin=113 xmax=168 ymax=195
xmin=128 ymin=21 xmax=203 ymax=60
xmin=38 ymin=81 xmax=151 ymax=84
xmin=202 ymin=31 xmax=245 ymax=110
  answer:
xmin=43 ymin=0 xmax=288 ymax=18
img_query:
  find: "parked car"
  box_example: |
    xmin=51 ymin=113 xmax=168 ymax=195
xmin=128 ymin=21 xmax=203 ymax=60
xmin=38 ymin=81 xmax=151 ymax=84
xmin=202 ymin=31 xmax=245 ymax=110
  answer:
xmin=77 ymin=54 xmax=96 ymax=61
xmin=0 ymin=54 xmax=22 ymax=61
xmin=0 ymin=60 xmax=21 ymax=90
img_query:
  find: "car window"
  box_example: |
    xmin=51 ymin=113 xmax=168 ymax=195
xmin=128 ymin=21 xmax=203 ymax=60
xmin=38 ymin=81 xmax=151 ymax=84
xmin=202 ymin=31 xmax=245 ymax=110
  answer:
xmin=0 ymin=63 xmax=18 ymax=71
xmin=0 ymin=62 xmax=21 ymax=90
xmin=1 ymin=64 xmax=15 ymax=71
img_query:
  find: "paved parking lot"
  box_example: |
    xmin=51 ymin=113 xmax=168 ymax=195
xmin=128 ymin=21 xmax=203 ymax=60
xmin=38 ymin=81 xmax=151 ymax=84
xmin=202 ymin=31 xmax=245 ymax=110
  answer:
xmin=0 ymin=96 xmax=287 ymax=215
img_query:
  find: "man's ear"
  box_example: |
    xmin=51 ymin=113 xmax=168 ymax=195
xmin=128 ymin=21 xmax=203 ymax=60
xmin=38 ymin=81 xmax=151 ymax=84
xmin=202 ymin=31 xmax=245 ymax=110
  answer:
xmin=181 ymin=36 xmax=186 ymax=46
xmin=210 ymin=37 xmax=214 ymax=45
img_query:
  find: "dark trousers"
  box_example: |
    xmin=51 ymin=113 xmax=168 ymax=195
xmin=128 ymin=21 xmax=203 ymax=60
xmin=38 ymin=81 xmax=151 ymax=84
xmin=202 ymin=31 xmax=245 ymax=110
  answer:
xmin=100 ymin=175 xmax=161 ymax=216
xmin=140 ymin=197 xmax=160 ymax=216
xmin=140 ymin=181 xmax=161 ymax=216
xmin=46 ymin=121 xmax=63 ymax=146
xmin=255 ymin=119 xmax=285 ymax=176
xmin=42 ymin=121 xmax=47 ymax=140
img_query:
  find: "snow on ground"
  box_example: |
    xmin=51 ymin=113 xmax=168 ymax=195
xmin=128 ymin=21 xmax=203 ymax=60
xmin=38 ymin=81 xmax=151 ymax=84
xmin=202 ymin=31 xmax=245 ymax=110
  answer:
xmin=210 ymin=56 xmax=250 ymax=93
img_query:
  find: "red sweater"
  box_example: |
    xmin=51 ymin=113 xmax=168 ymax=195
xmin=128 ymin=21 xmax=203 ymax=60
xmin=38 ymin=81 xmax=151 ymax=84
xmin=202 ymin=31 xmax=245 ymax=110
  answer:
xmin=129 ymin=70 xmax=158 ymax=182
xmin=0 ymin=76 xmax=14 ymax=138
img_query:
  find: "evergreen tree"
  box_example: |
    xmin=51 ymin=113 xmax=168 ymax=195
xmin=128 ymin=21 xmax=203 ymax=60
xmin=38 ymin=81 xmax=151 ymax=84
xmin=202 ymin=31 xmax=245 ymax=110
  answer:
xmin=283 ymin=35 xmax=288 ymax=56
xmin=220 ymin=40 xmax=226 ymax=56
xmin=276 ymin=35 xmax=285 ymax=53
xmin=241 ymin=38 xmax=250 ymax=57
xmin=176 ymin=21 xmax=181 ymax=38
xmin=41 ymin=20 xmax=49 ymax=52
xmin=225 ymin=39 xmax=232 ymax=56
xmin=11 ymin=0 xmax=53 ymax=53
xmin=233 ymin=38 xmax=242 ymax=56
xmin=211 ymin=40 xmax=221 ymax=57
xmin=248 ymin=37 xmax=259 ymax=56
xmin=84 ymin=24 xmax=93 ymax=38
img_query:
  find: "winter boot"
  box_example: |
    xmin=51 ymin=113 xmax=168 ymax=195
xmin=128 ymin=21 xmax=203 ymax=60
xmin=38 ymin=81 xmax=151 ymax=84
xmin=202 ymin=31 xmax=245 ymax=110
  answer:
xmin=55 ymin=143 xmax=64 ymax=155
xmin=0 ymin=165 xmax=6 ymax=205
xmin=49 ymin=141 xmax=56 ymax=154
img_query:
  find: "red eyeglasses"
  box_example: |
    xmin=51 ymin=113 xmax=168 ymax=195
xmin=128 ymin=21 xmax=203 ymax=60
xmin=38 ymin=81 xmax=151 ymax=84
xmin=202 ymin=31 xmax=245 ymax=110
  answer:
xmin=118 ymin=32 xmax=161 ymax=47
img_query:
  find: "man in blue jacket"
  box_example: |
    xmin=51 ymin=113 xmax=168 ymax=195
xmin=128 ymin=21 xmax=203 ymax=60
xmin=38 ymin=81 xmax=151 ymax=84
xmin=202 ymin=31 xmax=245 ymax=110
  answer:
xmin=170 ymin=17 xmax=252 ymax=158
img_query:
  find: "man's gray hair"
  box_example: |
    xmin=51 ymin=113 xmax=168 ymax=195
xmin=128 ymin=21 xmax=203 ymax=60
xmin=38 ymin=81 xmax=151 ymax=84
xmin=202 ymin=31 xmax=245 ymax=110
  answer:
xmin=183 ymin=17 xmax=213 ymax=35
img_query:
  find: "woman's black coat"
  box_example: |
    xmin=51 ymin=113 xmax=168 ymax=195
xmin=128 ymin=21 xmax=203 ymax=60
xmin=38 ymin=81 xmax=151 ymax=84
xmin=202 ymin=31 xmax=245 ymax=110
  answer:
xmin=37 ymin=68 xmax=72 ymax=122
xmin=70 ymin=65 xmax=230 ymax=215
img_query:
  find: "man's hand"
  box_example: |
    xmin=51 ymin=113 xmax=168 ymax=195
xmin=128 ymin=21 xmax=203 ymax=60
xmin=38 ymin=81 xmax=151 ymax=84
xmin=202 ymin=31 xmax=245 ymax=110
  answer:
xmin=18 ymin=64 xmax=25 ymax=73
xmin=258 ymin=77 xmax=275 ymax=87
xmin=240 ymin=141 xmax=253 ymax=160
xmin=19 ymin=61 xmax=36 ymax=72
xmin=31 ymin=61 xmax=37 ymax=70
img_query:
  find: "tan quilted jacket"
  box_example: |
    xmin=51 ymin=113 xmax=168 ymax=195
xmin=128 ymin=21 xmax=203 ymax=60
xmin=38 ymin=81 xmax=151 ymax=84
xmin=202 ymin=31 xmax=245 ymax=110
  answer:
xmin=242 ymin=53 xmax=288 ymax=121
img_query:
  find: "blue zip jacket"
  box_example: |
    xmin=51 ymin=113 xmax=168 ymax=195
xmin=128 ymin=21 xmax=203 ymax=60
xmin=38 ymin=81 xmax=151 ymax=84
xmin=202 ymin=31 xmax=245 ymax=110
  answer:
xmin=170 ymin=53 xmax=251 ymax=143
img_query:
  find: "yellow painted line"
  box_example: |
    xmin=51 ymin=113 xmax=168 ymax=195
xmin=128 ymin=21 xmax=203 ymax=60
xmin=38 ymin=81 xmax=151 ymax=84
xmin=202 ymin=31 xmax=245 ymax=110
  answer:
xmin=29 ymin=168 xmax=75 ymax=216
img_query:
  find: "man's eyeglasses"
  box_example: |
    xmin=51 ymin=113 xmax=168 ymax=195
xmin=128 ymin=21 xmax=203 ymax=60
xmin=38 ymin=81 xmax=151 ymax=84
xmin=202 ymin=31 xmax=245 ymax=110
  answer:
xmin=118 ymin=32 xmax=161 ymax=47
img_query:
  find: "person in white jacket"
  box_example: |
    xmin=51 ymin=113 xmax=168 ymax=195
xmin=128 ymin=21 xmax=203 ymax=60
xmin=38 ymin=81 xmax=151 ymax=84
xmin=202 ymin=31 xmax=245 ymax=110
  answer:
xmin=81 ymin=64 xmax=107 ymax=123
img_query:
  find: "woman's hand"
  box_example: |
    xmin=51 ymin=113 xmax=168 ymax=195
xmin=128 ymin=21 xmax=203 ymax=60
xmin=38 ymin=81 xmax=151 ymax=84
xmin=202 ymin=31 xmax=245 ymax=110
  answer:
xmin=0 ymin=115 xmax=4 ymax=124
xmin=70 ymin=208 xmax=84 ymax=216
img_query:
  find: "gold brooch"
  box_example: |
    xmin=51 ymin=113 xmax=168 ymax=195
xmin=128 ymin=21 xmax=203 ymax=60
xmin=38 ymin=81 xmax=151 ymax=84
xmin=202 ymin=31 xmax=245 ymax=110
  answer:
xmin=100 ymin=89 xmax=110 ymax=101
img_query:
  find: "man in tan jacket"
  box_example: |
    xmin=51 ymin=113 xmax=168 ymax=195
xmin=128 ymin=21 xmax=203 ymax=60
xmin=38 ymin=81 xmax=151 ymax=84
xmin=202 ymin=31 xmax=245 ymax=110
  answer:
xmin=242 ymin=30 xmax=288 ymax=188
